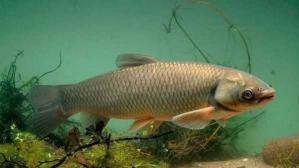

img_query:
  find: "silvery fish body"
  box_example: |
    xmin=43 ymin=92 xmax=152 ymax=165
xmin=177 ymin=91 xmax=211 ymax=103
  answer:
xmin=64 ymin=62 xmax=224 ymax=119
xmin=29 ymin=54 xmax=275 ymax=136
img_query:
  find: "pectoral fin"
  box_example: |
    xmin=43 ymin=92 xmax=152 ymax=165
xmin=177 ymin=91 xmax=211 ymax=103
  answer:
xmin=171 ymin=107 xmax=215 ymax=129
xmin=129 ymin=118 xmax=154 ymax=132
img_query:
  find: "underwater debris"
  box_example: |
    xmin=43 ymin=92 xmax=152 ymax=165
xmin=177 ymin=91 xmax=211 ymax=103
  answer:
xmin=262 ymin=134 xmax=299 ymax=167
xmin=136 ymin=122 xmax=227 ymax=163
xmin=64 ymin=127 xmax=81 ymax=152
xmin=166 ymin=123 xmax=224 ymax=162
xmin=137 ymin=111 xmax=265 ymax=164
xmin=45 ymin=119 xmax=82 ymax=148
xmin=85 ymin=120 xmax=106 ymax=136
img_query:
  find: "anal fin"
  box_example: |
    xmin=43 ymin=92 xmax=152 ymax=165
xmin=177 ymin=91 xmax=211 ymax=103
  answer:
xmin=129 ymin=118 xmax=154 ymax=132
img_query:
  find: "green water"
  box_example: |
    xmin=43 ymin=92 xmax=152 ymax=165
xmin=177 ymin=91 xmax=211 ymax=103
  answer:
xmin=0 ymin=0 xmax=298 ymax=156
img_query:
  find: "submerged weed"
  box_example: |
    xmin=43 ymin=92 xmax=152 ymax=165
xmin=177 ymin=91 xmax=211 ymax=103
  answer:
xmin=0 ymin=129 xmax=169 ymax=168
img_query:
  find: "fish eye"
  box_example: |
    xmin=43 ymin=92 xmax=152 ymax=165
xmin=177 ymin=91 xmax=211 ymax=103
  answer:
xmin=242 ymin=89 xmax=254 ymax=100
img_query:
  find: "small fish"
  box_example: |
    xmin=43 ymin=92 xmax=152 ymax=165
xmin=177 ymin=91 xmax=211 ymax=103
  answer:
xmin=28 ymin=54 xmax=275 ymax=137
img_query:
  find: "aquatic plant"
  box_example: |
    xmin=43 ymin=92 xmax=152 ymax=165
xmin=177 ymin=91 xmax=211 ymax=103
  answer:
xmin=163 ymin=5 xmax=210 ymax=63
xmin=137 ymin=111 xmax=265 ymax=164
xmin=0 ymin=51 xmax=32 ymax=143
xmin=0 ymin=51 xmax=65 ymax=143
xmin=262 ymin=135 xmax=299 ymax=167
xmin=198 ymin=0 xmax=252 ymax=73
xmin=40 ymin=122 xmax=172 ymax=168
xmin=164 ymin=1 xmax=252 ymax=72
xmin=0 ymin=125 xmax=170 ymax=167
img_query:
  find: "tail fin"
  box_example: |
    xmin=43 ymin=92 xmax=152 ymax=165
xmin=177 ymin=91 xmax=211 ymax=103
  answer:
xmin=28 ymin=85 xmax=70 ymax=137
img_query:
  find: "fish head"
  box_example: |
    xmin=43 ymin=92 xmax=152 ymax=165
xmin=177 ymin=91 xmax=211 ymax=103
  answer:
xmin=214 ymin=71 xmax=275 ymax=112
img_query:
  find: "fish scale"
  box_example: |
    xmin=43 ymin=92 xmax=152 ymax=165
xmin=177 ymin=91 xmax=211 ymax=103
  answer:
xmin=61 ymin=62 xmax=225 ymax=119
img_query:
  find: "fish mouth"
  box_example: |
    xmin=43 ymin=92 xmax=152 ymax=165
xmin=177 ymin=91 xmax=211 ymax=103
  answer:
xmin=258 ymin=89 xmax=275 ymax=103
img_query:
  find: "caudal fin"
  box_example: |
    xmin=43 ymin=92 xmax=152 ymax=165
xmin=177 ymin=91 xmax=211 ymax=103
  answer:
xmin=28 ymin=85 xmax=70 ymax=137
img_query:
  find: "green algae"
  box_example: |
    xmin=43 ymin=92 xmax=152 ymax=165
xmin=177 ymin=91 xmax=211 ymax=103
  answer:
xmin=0 ymin=51 xmax=62 ymax=144
xmin=0 ymin=129 xmax=169 ymax=168
xmin=0 ymin=51 xmax=30 ymax=143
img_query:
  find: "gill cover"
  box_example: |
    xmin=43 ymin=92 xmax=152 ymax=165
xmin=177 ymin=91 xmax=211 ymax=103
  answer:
xmin=214 ymin=70 xmax=275 ymax=113
xmin=214 ymin=72 xmax=245 ymax=112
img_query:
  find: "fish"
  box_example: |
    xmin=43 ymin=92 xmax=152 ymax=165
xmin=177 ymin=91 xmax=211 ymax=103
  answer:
xmin=28 ymin=53 xmax=275 ymax=137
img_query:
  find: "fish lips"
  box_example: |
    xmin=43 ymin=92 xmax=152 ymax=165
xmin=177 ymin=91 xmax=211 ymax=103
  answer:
xmin=258 ymin=89 xmax=275 ymax=104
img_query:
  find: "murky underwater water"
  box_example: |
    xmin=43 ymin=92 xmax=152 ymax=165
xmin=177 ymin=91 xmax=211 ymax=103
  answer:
xmin=0 ymin=0 xmax=298 ymax=167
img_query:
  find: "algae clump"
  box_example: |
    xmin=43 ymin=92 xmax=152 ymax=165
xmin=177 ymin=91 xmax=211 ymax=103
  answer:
xmin=262 ymin=135 xmax=299 ymax=167
xmin=0 ymin=51 xmax=31 ymax=143
xmin=0 ymin=128 xmax=169 ymax=168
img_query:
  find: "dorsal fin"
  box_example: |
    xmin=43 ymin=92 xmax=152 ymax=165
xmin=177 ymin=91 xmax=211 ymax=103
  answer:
xmin=116 ymin=53 xmax=157 ymax=69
